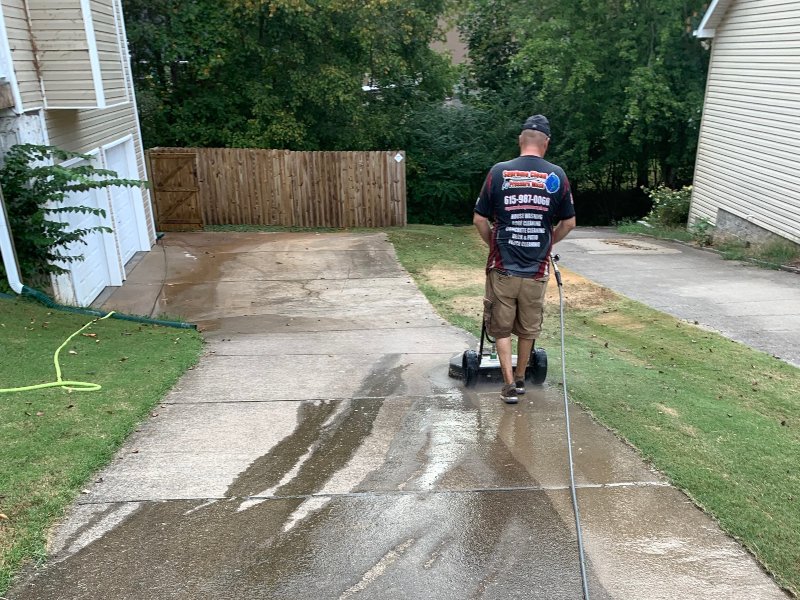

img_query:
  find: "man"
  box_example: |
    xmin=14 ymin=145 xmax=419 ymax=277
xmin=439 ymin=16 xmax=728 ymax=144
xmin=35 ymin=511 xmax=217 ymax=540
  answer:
xmin=473 ymin=114 xmax=576 ymax=404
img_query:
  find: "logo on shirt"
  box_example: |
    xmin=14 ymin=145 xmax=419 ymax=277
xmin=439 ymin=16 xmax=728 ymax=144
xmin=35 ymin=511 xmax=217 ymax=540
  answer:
xmin=503 ymin=170 xmax=561 ymax=194
xmin=502 ymin=170 xmax=547 ymax=190
xmin=545 ymin=173 xmax=561 ymax=194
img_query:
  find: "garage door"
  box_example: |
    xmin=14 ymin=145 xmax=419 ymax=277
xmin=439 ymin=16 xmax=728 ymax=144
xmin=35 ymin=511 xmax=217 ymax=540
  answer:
xmin=104 ymin=141 xmax=141 ymax=267
xmin=60 ymin=185 xmax=116 ymax=306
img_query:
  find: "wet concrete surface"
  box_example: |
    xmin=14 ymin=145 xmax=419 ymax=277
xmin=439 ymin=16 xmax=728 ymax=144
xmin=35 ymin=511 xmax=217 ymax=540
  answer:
xmin=12 ymin=232 xmax=789 ymax=599
xmin=560 ymin=228 xmax=800 ymax=367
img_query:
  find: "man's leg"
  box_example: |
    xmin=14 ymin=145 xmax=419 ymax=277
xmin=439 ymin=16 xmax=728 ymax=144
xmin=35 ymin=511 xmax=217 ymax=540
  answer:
xmin=484 ymin=270 xmax=521 ymax=404
xmin=496 ymin=336 xmax=514 ymax=385
xmin=515 ymin=337 xmax=535 ymax=381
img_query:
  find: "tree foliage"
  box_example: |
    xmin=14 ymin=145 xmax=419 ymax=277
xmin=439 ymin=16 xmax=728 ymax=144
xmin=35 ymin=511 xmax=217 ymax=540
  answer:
xmin=0 ymin=145 xmax=144 ymax=288
xmin=456 ymin=0 xmax=710 ymax=223
xmin=124 ymin=0 xmax=456 ymax=150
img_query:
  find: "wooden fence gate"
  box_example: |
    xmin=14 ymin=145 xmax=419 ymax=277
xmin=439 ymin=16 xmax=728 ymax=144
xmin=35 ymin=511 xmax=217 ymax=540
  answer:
xmin=146 ymin=151 xmax=202 ymax=231
xmin=147 ymin=148 xmax=407 ymax=230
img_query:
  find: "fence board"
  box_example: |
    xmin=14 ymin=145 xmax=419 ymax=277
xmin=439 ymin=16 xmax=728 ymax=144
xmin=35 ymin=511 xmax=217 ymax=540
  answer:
xmin=147 ymin=147 xmax=406 ymax=229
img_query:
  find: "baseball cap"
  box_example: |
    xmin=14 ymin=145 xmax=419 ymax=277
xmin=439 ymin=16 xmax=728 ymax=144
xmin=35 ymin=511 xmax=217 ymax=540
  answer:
xmin=522 ymin=114 xmax=551 ymax=138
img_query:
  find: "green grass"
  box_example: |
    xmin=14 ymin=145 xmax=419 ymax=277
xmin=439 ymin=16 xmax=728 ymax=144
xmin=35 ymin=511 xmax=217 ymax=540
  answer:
xmin=717 ymin=239 xmax=800 ymax=269
xmin=616 ymin=221 xmax=696 ymax=243
xmin=0 ymin=298 xmax=203 ymax=594
xmin=388 ymin=224 xmax=800 ymax=596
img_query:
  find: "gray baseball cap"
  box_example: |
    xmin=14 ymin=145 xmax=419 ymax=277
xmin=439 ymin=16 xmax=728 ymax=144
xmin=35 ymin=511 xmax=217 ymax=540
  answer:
xmin=522 ymin=114 xmax=551 ymax=137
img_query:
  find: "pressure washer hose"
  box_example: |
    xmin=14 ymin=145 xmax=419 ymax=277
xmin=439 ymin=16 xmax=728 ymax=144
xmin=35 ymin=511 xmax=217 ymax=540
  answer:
xmin=552 ymin=254 xmax=591 ymax=599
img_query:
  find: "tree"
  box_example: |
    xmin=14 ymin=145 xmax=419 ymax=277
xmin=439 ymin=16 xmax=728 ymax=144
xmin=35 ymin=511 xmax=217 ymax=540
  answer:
xmin=123 ymin=0 xmax=456 ymax=151
xmin=457 ymin=0 xmax=710 ymax=223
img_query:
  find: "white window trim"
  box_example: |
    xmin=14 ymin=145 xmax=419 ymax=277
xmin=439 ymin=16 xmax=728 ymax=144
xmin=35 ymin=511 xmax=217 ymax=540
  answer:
xmin=79 ymin=0 xmax=106 ymax=109
xmin=0 ymin=2 xmax=23 ymax=113
xmin=111 ymin=0 xmax=156 ymax=244
xmin=111 ymin=0 xmax=132 ymax=104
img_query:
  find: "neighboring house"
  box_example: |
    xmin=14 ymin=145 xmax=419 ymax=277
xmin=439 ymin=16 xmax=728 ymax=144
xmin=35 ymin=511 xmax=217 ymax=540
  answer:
xmin=691 ymin=0 xmax=800 ymax=247
xmin=0 ymin=0 xmax=154 ymax=306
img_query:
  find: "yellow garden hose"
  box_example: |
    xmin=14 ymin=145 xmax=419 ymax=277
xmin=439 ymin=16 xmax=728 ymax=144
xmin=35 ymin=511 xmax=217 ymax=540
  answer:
xmin=0 ymin=312 xmax=115 ymax=394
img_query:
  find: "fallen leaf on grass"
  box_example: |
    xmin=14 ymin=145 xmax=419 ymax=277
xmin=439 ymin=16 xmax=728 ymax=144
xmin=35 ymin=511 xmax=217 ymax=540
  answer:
xmin=82 ymin=333 xmax=97 ymax=338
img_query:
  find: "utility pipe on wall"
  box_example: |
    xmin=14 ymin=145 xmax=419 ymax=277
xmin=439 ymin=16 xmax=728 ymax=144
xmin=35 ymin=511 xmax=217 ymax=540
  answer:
xmin=0 ymin=184 xmax=23 ymax=293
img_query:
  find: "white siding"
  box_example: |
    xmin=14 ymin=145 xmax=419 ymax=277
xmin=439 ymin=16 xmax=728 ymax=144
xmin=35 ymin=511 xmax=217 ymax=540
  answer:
xmin=690 ymin=0 xmax=800 ymax=244
xmin=2 ymin=0 xmax=43 ymax=109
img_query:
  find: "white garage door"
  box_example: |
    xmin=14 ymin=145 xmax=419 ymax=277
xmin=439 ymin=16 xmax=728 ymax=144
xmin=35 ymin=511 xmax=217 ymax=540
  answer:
xmin=60 ymin=185 xmax=116 ymax=306
xmin=104 ymin=141 xmax=141 ymax=267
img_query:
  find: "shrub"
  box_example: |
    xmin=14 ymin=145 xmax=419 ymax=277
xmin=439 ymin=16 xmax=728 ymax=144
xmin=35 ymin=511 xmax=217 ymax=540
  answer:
xmin=0 ymin=144 xmax=144 ymax=289
xmin=689 ymin=217 xmax=714 ymax=246
xmin=643 ymin=185 xmax=692 ymax=226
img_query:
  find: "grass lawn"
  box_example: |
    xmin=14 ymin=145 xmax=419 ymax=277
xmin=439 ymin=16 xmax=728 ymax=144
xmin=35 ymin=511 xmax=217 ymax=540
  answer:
xmin=388 ymin=224 xmax=800 ymax=596
xmin=0 ymin=298 xmax=203 ymax=594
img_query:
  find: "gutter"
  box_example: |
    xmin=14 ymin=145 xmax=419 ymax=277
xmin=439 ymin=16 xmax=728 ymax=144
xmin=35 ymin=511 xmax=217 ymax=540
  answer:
xmin=0 ymin=184 xmax=22 ymax=293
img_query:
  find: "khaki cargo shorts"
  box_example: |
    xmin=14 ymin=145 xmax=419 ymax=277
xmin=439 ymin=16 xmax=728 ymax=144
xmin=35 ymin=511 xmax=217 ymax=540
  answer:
xmin=483 ymin=269 xmax=548 ymax=340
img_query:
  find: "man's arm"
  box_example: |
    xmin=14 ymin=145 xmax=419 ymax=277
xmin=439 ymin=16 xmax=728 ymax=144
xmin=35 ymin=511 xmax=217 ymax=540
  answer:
xmin=552 ymin=216 xmax=576 ymax=245
xmin=473 ymin=212 xmax=492 ymax=246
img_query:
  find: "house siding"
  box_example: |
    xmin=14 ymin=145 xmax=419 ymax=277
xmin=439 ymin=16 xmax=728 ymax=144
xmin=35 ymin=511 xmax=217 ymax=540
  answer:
xmin=27 ymin=0 xmax=99 ymax=108
xmin=2 ymin=0 xmax=42 ymax=109
xmin=690 ymin=0 xmax=800 ymax=245
xmin=90 ymin=0 xmax=126 ymax=105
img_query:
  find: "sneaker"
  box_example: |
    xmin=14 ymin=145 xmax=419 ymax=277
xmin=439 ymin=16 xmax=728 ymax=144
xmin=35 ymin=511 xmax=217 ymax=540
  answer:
xmin=501 ymin=383 xmax=518 ymax=404
xmin=515 ymin=378 xmax=526 ymax=395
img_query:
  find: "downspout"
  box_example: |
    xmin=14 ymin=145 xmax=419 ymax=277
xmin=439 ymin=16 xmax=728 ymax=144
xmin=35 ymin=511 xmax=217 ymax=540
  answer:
xmin=0 ymin=183 xmax=23 ymax=293
xmin=1 ymin=184 xmax=194 ymax=329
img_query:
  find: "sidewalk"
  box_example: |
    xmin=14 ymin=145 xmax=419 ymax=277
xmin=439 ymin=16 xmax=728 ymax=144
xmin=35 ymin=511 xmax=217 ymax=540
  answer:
xmin=559 ymin=228 xmax=800 ymax=368
xmin=11 ymin=231 xmax=790 ymax=599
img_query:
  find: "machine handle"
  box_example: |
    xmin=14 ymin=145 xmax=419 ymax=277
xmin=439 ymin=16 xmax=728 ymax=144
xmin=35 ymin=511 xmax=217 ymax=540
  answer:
xmin=550 ymin=253 xmax=563 ymax=287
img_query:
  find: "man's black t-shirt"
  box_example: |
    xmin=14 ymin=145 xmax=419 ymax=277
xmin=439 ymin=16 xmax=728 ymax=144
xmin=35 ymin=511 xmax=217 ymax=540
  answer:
xmin=474 ymin=155 xmax=575 ymax=279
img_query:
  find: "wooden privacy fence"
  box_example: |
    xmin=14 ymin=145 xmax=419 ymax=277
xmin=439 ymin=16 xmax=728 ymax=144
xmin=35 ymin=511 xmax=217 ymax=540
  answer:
xmin=146 ymin=148 xmax=407 ymax=231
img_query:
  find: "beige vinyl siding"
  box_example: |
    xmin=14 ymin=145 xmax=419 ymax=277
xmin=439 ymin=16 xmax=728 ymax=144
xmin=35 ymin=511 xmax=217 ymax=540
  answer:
xmin=28 ymin=1 xmax=99 ymax=108
xmin=691 ymin=0 xmax=800 ymax=244
xmin=90 ymin=0 xmax=126 ymax=105
xmin=2 ymin=0 xmax=43 ymax=108
xmin=46 ymin=102 xmax=154 ymax=242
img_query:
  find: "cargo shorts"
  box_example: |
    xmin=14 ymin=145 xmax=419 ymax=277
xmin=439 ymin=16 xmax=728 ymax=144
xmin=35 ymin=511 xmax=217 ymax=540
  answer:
xmin=483 ymin=269 xmax=548 ymax=340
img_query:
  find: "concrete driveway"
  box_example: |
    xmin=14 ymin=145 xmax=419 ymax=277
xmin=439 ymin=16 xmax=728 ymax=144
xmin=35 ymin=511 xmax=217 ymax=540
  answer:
xmin=12 ymin=232 xmax=788 ymax=599
xmin=559 ymin=228 xmax=800 ymax=368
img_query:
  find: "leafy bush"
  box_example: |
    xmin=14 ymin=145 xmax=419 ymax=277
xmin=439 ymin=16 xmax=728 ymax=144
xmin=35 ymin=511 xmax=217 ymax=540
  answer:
xmin=643 ymin=185 xmax=692 ymax=226
xmin=0 ymin=144 xmax=144 ymax=289
xmin=689 ymin=217 xmax=714 ymax=246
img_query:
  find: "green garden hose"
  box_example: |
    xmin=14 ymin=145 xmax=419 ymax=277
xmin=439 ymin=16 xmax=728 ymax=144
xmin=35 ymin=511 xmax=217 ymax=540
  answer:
xmin=20 ymin=286 xmax=196 ymax=330
xmin=0 ymin=311 xmax=119 ymax=394
xmin=0 ymin=312 xmax=115 ymax=394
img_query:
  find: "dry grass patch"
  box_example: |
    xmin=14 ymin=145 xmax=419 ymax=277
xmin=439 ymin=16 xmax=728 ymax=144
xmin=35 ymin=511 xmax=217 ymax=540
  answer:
xmin=595 ymin=310 xmax=648 ymax=331
xmin=421 ymin=266 xmax=484 ymax=289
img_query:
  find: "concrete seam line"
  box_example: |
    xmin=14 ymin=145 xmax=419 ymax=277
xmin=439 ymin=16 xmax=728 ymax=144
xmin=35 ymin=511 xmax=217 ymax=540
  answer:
xmin=76 ymin=482 xmax=673 ymax=506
